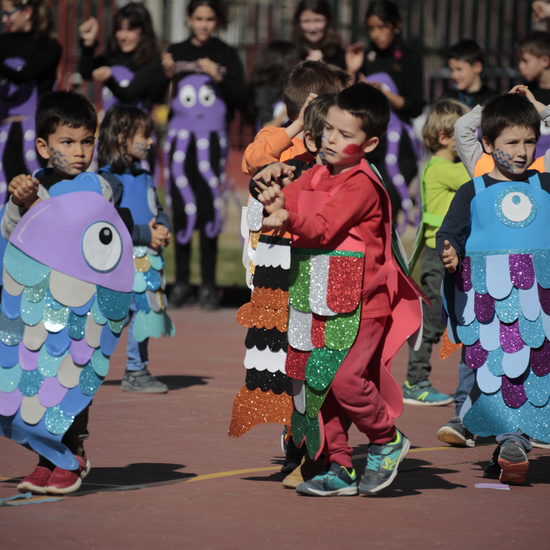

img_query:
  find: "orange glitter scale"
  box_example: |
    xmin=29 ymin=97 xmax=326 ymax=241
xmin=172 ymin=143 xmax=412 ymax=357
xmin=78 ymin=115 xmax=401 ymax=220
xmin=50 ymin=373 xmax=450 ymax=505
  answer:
xmin=228 ymin=386 xmax=293 ymax=438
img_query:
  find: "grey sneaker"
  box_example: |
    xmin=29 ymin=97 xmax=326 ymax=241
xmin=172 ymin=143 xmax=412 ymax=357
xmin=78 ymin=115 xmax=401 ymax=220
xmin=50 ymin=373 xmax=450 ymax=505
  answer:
xmin=359 ymin=429 xmax=410 ymax=495
xmin=437 ymin=417 xmax=475 ymax=447
xmin=296 ymin=463 xmax=358 ymax=496
xmin=121 ymin=369 xmax=168 ymax=393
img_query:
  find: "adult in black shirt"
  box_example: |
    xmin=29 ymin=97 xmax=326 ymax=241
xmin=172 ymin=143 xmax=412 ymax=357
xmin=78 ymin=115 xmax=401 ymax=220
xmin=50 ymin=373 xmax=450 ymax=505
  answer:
xmin=0 ymin=0 xmax=61 ymax=205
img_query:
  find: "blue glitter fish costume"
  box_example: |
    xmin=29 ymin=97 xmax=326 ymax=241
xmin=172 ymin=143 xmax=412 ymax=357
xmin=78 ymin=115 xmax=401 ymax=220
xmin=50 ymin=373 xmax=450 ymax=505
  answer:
xmin=0 ymin=176 xmax=134 ymax=470
xmin=443 ymin=173 xmax=550 ymax=441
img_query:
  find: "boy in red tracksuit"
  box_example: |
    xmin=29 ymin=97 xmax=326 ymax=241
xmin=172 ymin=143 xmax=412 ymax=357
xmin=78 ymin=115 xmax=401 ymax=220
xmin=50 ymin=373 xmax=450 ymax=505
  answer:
xmin=257 ymin=83 xmax=423 ymax=497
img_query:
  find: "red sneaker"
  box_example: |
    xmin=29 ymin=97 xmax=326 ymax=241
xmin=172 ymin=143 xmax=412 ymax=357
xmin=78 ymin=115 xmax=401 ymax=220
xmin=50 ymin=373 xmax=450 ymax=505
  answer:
xmin=17 ymin=460 xmax=55 ymax=495
xmin=45 ymin=455 xmax=91 ymax=495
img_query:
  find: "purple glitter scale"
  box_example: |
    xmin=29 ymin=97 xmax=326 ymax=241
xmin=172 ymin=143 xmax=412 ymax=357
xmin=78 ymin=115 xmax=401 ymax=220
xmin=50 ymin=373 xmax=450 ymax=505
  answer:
xmin=509 ymin=254 xmax=535 ymax=290
xmin=538 ymin=284 xmax=550 ymax=315
xmin=500 ymin=320 xmax=524 ymax=354
xmin=501 ymin=374 xmax=527 ymax=408
xmin=530 ymin=339 xmax=550 ymax=376
xmin=457 ymin=257 xmax=472 ymax=292
xmin=474 ymin=292 xmax=494 ymax=323
xmin=465 ymin=340 xmax=488 ymax=369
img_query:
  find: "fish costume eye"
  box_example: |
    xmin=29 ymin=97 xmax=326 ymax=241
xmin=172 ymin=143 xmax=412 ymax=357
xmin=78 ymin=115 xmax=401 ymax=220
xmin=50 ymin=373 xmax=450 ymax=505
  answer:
xmin=179 ymin=84 xmax=197 ymax=108
xmin=82 ymin=222 xmax=123 ymax=272
xmin=496 ymin=187 xmax=536 ymax=228
xmin=199 ymin=84 xmax=216 ymax=107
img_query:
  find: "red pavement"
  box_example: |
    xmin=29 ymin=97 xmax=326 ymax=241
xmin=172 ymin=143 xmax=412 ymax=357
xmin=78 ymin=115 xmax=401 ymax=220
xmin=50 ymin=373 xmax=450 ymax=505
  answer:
xmin=1 ymin=304 xmax=550 ymax=549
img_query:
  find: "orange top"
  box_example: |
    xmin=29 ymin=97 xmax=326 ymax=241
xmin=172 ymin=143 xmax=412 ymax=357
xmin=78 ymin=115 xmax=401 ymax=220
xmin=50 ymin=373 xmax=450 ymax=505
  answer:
xmin=241 ymin=125 xmax=313 ymax=176
xmin=474 ymin=153 xmax=545 ymax=177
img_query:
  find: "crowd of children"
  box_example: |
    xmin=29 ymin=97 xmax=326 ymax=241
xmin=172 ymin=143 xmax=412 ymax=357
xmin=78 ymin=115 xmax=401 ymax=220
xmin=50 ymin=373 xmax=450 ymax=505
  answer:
xmin=2 ymin=0 xmax=550 ymax=499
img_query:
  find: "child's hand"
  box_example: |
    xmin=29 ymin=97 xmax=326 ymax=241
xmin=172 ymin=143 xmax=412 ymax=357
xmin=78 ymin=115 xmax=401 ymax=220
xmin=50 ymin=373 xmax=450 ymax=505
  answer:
xmin=197 ymin=58 xmax=222 ymax=83
xmin=9 ymin=174 xmax=39 ymax=209
xmin=533 ymin=0 xmax=550 ymax=22
xmin=256 ymin=182 xmax=285 ymax=214
xmin=149 ymin=218 xmax=170 ymax=249
xmin=79 ymin=17 xmax=98 ymax=47
xmin=442 ymin=240 xmax=459 ymax=273
xmin=510 ymin=84 xmax=546 ymax=114
xmin=345 ymin=42 xmax=365 ymax=77
xmin=92 ymin=66 xmax=112 ymax=83
xmin=253 ymin=162 xmax=296 ymax=188
xmin=297 ymin=92 xmax=318 ymax=126
xmin=263 ymin=209 xmax=289 ymax=230
xmin=161 ymin=52 xmax=175 ymax=79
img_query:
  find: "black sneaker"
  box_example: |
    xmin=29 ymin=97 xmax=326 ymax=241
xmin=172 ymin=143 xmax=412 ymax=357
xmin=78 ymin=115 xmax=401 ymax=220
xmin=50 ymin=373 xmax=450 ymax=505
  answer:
xmin=358 ymin=429 xmax=410 ymax=495
xmin=168 ymin=283 xmax=196 ymax=308
xmin=199 ymin=284 xmax=219 ymax=310
xmin=121 ymin=369 xmax=168 ymax=393
xmin=483 ymin=446 xmax=501 ymax=479
xmin=296 ymin=463 xmax=358 ymax=496
xmin=437 ymin=417 xmax=475 ymax=447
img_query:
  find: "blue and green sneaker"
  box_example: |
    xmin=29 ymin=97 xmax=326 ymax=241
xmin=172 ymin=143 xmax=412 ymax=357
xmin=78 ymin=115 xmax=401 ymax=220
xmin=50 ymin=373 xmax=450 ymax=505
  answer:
xmin=359 ymin=429 xmax=410 ymax=495
xmin=402 ymin=380 xmax=453 ymax=406
xmin=296 ymin=463 xmax=358 ymax=496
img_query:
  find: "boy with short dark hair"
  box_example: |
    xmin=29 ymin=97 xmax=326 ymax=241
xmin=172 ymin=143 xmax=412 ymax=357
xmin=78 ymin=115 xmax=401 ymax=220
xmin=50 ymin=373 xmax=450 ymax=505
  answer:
xmin=258 ymin=83 xmax=423 ymax=497
xmin=2 ymin=90 xmax=112 ymax=238
xmin=241 ymin=60 xmax=350 ymax=176
xmin=437 ymin=93 xmax=550 ymax=484
xmin=2 ymin=90 xmax=117 ymax=495
xmin=442 ymin=39 xmax=497 ymax=109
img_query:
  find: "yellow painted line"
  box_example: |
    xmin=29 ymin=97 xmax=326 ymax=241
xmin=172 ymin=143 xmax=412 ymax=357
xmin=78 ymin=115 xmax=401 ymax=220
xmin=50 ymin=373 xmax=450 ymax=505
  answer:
xmin=186 ymin=467 xmax=280 ymax=482
xmin=185 ymin=446 xmax=459 ymax=483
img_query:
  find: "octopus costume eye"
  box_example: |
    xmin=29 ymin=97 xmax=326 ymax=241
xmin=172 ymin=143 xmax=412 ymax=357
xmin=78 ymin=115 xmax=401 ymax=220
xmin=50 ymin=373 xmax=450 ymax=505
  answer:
xmin=496 ymin=187 xmax=537 ymax=228
xmin=147 ymin=186 xmax=158 ymax=216
xmin=179 ymin=84 xmax=197 ymax=108
xmin=198 ymin=84 xmax=216 ymax=107
xmin=82 ymin=222 xmax=123 ymax=272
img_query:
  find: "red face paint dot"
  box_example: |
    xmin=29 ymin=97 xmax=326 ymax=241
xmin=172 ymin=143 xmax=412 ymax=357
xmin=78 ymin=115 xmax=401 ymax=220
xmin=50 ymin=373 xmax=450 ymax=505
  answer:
xmin=342 ymin=144 xmax=362 ymax=155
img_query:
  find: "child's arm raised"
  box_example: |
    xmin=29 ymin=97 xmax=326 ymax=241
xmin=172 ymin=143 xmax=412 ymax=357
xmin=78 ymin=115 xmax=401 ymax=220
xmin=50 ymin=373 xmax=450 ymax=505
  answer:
xmin=454 ymin=105 xmax=483 ymax=178
xmin=241 ymin=93 xmax=317 ymax=176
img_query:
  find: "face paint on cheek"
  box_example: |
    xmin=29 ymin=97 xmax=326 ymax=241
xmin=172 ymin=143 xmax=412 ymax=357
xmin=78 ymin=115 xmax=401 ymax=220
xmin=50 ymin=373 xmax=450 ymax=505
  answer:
xmin=49 ymin=148 xmax=69 ymax=170
xmin=131 ymin=141 xmax=148 ymax=158
xmin=494 ymin=148 xmax=514 ymax=170
xmin=342 ymin=143 xmax=362 ymax=156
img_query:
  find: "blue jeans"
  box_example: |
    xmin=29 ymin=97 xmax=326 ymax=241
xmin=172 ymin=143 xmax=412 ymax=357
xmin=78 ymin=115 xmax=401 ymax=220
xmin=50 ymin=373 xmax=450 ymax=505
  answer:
xmin=126 ymin=299 xmax=149 ymax=371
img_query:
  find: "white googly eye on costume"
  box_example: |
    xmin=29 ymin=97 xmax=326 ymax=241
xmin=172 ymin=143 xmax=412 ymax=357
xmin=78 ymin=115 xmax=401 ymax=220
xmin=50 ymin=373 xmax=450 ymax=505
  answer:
xmin=82 ymin=222 xmax=123 ymax=272
xmin=496 ymin=187 xmax=536 ymax=228
xmin=147 ymin=186 xmax=158 ymax=217
xmin=179 ymin=84 xmax=197 ymax=108
xmin=198 ymin=84 xmax=216 ymax=107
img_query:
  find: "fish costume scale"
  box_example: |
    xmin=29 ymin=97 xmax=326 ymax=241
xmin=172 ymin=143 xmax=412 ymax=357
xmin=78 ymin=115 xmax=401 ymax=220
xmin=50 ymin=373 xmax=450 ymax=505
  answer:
xmin=0 ymin=174 xmax=134 ymax=470
xmin=443 ymin=173 xmax=550 ymax=441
